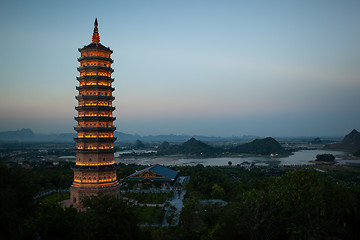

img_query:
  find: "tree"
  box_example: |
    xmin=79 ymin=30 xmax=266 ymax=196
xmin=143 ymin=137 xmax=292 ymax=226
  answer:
xmin=315 ymin=153 xmax=335 ymax=162
xmin=26 ymin=200 xmax=78 ymax=240
xmin=0 ymin=164 xmax=36 ymax=239
xmin=225 ymin=170 xmax=359 ymax=240
xmin=354 ymin=150 xmax=360 ymax=157
xmin=79 ymin=194 xmax=140 ymax=240
xmin=211 ymin=184 xmax=225 ymax=199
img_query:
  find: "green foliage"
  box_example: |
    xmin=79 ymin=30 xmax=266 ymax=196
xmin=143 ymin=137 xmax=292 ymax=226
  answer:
xmin=40 ymin=192 xmax=70 ymax=203
xmin=315 ymin=153 xmax=335 ymax=162
xmin=149 ymin=227 xmax=198 ymax=240
xmin=210 ymin=184 xmax=225 ymax=199
xmin=80 ymin=194 xmax=140 ymax=239
xmin=268 ymin=170 xmax=357 ymax=238
xmin=2 ymin=161 xmax=360 ymax=240
xmin=225 ymin=170 xmax=360 ymax=240
xmin=354 ymin=149 xmax=360 ymax=157
xmin=184 ymin=166 xmax=269 ymax=201
xmin=26 ymin=201 xmax=78 ymax=240
xmin=0 ymin=163 xmax=36 ymax=239
xmin=26 ymin=194 xmax=141 ymax=240
xmin=185 ymin=167 xmax=233 ymax=200
xmin=122 ymin=192 xmax=173 ymax=204
xmin=133 ymin=206 xmax=165 ymax=224
xmin=180 ymin=198 xmax=225 ymax=238
xmin=28 ymin=166 xmax=73 ymax=190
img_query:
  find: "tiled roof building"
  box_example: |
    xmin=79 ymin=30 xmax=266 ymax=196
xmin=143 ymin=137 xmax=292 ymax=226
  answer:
xmin=127 ymin=164 xmax=179 ymax=187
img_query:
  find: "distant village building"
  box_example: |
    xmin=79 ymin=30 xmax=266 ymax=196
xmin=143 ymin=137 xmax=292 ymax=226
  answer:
xmin=126 ymin=164 xmax=179 ymax=187
xmin=239 ymin=161 xmax=252 ymax=170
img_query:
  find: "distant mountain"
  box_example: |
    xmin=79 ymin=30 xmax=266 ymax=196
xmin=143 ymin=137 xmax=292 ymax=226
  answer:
xmin=158 ymin=137 xmax=218 ymax=155
xmin=114 ymin=131 xmax=141 ymax=142
xmin=229 ymin=137 xmax=288 ymax=155
xmin=157 ymin=137 xmax=287 ymax=156
xmin=133 ymin=140 xmax=145 ymax=149
xmin=0 ymin=128 xmax=35 ymax=141
xmin=180 ymin=137 xmax=217 ymax=154
xmin=0 ymin=128 xmax=249 ymax=143
xmin=325 ymin=129 xmax=360 ymax=151
xmin=0 ymin=129 xmax=76 ymax=142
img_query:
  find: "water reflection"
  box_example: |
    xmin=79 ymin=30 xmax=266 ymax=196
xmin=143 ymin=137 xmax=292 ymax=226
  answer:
xmin=116 ymin=149 xmax=360 ymax=166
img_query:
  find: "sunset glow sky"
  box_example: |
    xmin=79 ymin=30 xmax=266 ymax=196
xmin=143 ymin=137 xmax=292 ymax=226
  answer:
xmin=1 ymin=0 xmax=360 ymax=137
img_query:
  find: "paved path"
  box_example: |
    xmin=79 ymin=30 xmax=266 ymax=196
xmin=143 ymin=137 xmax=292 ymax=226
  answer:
xmin=162 ymin=176 xmax=189 ymax=227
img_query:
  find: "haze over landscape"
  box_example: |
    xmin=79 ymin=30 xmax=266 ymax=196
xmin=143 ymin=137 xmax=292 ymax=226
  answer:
xmin=1 ymin=0 xmax=360 ymax=137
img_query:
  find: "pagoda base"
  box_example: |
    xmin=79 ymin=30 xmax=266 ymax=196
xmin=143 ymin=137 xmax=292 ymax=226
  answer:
xmin=69 ymin=183 xmax=120 ymax=208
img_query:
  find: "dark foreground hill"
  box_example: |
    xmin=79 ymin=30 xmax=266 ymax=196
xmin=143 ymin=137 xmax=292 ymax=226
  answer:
xmin=229 ymin=137 xmax=288 ymax=155
xmin=325 ymin=129 xmax=360 ymax=151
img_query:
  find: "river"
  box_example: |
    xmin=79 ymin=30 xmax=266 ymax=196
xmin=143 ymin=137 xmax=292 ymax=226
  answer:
xmin=115 ymin=149 xmax=360 ymax=167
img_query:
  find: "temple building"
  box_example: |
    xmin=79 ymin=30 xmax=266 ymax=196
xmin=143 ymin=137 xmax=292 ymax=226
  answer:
xmin=126 ymin=164 xmax=179 ymax=187
xmin=70 ymin=19 xmax=120 ymax=207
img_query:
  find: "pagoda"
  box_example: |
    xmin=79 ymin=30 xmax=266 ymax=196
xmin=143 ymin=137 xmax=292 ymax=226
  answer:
xmin=70 ymin=19 xmax=120 ymax=207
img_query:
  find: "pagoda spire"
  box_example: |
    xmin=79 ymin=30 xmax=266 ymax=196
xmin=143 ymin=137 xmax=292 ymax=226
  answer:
xmin=92 ymin=18 xmax=100 ymax=43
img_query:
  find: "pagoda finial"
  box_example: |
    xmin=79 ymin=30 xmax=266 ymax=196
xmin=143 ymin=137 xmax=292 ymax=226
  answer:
xmin=92 ymin=18 xmax=100 ymax=43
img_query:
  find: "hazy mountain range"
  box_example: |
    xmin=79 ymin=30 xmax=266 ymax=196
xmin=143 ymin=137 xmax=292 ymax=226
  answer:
xmin=0 ymin=128 xmax=257 ymax=143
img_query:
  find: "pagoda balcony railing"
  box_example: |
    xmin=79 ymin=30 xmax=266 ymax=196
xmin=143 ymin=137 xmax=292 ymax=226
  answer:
xmin=74 ymin=137 xmax=117 ymax=142
xmin=78 ymin=56 xmax=114 ymax=63
xmin=75 ymin=95 xmax=115 ymax=101
xmin=77 ymin=76 xmax=114 ymax=82
xmin=74 ymin=116 xmax=116 ymax=121
xmin=74 ymin=148 xmax=116 ymax=153
xmin=72 ymin=164 xmax=118 ymax=171
xmin=75 ymin=105 xmax=115 ymax=111
xmin=76 ymin=85 xmax=115 ymax=91
xmin=74 ymin=126 xmax=116 ymax=132
xmin=70 ymin=182 xmax=120 ymax=190
xmin=77 ymin=66 xmax=114 ymax=72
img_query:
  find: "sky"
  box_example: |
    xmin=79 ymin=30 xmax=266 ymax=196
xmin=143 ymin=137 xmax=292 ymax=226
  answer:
xmin=0 ymin=0 xmax=360 ymax=137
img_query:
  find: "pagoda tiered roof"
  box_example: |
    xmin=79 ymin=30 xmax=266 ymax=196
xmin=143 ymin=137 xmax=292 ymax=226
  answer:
xmin=75 ymin=106 xmax=115 ymax=111
xmin=74 ymin=126 xmax=116 ymax=132
xmin=74 ymin=148 xmax=116 ymax=153
xmin=78 ymin=42 xmax=113 ymax=53
xmin=77 ymin=65 xmax=114 ymax=72
xmin=75 ymin=95 xmax=115 ymax=101
xmin=78 ymin=56 xmax=114 ymax=63
xmin=74 ymin=137 xmax=117 ymax=143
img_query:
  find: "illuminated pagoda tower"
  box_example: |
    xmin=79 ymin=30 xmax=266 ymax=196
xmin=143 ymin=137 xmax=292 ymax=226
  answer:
xmin=70 ymin=19 xmax=120 ymax=207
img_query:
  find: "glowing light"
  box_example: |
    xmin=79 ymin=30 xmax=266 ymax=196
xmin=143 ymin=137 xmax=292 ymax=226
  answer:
xmin=75 ymin=161 xmax=115 ymax=166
